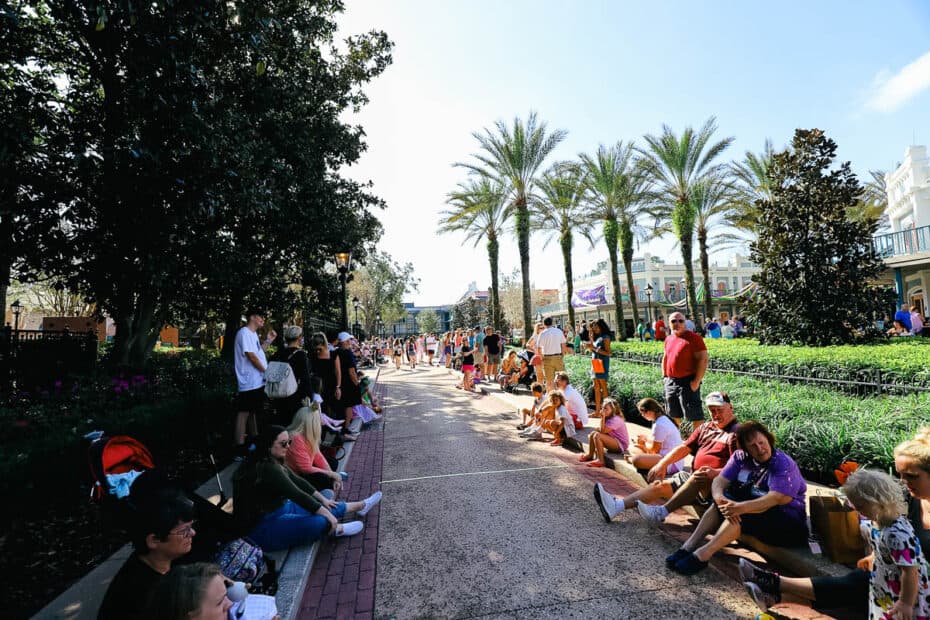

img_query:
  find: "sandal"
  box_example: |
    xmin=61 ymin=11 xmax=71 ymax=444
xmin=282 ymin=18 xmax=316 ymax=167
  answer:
xmin=578 ymin=454 xmax=594 ymax=462
xmin=585 ymin=460 xmax=605 ymax=468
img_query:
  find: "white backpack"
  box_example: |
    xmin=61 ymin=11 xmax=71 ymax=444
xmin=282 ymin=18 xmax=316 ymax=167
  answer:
xmin=264 ymin=350 xmax=299 ymax=399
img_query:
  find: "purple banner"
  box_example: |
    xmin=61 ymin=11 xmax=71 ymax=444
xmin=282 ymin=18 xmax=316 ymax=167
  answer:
xmin=571 ymin=285 xmax=607 ymax=308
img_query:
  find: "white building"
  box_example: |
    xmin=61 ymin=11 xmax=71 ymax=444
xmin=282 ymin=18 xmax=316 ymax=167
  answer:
xmin=877 ymin=145 xmax=930 ymax=318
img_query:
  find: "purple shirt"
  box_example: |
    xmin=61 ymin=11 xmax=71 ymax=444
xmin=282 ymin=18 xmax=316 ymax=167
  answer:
xmin=720 ymin=449 xmax=807 ymax=518
xmin=604 ymin=415 xmax=629 ymax=452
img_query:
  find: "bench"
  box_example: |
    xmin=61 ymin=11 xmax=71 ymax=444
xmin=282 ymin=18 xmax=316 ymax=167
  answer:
xmin=35 ymin=419 xmax=364 ymax=620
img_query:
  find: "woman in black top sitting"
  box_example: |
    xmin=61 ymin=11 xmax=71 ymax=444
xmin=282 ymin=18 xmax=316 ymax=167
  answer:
xmin=269 ymin=325 xmax=314 ymax=427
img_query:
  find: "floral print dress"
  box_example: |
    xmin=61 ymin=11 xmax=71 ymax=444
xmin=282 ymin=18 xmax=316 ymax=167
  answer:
xmin=865 ymin=515 xmax=930 ymax=619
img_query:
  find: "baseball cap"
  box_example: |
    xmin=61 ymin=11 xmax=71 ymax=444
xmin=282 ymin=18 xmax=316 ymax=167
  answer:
xmin=337 ymin=331 xmax=355 ymax=342
xmin=705 ymin=391 xmax=731 ymax=407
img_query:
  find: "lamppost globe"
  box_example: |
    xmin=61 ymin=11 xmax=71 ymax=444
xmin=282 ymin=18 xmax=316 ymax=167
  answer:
xmin=334 ymin=251 xmax=352 ymax=330
xmin=11 ymin=299 xmax=22 ymax=333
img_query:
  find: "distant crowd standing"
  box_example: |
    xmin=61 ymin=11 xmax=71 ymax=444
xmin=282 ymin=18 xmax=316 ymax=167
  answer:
xmin=98 ymin=309 xmax=386 ymax=620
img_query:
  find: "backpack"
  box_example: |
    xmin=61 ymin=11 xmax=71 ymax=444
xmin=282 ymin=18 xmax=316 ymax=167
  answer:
xmin=214 ymin=537 xmax=279 ymax=595
xmin=265 ymin=349 xmax=299 ymax=399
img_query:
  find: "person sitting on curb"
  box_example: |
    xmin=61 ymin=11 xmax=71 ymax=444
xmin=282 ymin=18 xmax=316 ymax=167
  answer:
xmin=498 ymin=350 xmax=519 ymax=390
xmin=516 ymin=382 xmax=545 ymax=430
xmin=739 ymin=427 xmax=930 ymax=616
xmin=520 ymin=390 xmax=567 ymax=443
xmin=579 ymin=397 xmax=629 ymax=468
xmin=233 ymin=425 xmax=381 ymax=550
xmin=98 ymin=489 xmax=196 ymax=620
xmin=554 ymin=371 xmax=589 ymax=429
xmin=666 ymin=420 xmax=808 ymax=575
xmin=597 ymin=391 xmax=739 ymax=524
xmin=148 ymin=563 xmax=233 ymax=620
xmin=286 ymin=404 xmax=344 ymax=493
xmin=624 ymin=397 xmax=685 ymax=476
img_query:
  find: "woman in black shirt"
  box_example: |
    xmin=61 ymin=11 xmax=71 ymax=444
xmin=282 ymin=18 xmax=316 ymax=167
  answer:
xmin=269 ymin=325 xmax=314 ymax=426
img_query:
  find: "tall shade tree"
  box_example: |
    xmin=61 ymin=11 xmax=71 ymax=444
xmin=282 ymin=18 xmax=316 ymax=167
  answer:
xmin=579 ymin=142 xmax=650 ymax=338
xmin=641 ymin=117 xmax=734 ymax=327
xmin=533 ymin=163 xmax=591 ymax=334
xmin=457 ymin=111 xmax=567 ymax=338
xmin=729 ymin=139 xmax=776 ymax=245
xmin=439 ymin=176 xmax=508 ymax=330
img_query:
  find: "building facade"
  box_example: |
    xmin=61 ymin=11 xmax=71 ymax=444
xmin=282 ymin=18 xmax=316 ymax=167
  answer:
xmin=876 ymin=145 xmax=930 ymax=320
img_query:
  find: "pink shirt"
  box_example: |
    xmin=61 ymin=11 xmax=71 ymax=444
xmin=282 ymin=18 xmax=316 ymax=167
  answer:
xmin=285 ymin=433 xmax=331 ymax=476
xmin=605 ymin=415 xmax=630 ymax=452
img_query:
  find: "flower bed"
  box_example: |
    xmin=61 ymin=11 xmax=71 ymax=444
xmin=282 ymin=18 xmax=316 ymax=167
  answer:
xmin=613 ymin=338 xmax=930 ymax=392
xmin=565 ymin=355 xmax=930 ymax=482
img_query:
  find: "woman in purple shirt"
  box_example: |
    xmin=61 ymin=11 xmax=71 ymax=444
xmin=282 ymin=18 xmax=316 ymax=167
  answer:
xmin=666 ymin=420 xmax=807 ymax=575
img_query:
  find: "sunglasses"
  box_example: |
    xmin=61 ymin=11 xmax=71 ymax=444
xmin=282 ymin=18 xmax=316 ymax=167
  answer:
xmin=670 ymin=319 xmax=685 ymax=324
xmin=277 ymin=439 xmax=292 ymax=448
xmin=169 ymin=521 xmax=197 ymax=539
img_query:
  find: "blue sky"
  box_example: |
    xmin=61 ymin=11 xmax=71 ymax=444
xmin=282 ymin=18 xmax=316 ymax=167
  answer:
xmin=338 ymin=0 xmax=930 ymax=306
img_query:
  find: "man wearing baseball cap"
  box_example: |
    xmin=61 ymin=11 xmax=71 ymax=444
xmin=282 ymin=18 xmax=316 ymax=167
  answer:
xmin=594 ymin=391 xmax=739 ymax=524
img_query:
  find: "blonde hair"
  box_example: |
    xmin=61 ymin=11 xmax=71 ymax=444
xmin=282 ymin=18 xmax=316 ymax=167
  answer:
xmin=287 ymin=403 xmax=322 ymax=457
xmin=843 ymin=469 xmax=906 ymax=526
xmin=894 ymin=427 xmax=930 ymax=475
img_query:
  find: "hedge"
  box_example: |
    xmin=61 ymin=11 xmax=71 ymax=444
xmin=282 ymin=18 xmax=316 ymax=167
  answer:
xmin=565 ymin=355 xmax=929 ymax=483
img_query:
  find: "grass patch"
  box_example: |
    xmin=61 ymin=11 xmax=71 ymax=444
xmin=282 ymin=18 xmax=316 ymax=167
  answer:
xmin=565 ymin=355 xmax=929 ymax=482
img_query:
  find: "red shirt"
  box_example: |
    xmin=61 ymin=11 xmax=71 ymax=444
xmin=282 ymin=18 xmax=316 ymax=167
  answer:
xmin=662 ymin=330 xmax=707 ymax=378
xmin=685 ymin=419 xmax=739 ymax=470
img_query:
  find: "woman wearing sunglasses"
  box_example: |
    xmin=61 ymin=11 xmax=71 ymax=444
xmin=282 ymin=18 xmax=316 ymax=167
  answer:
xmin=233 ymin=425 xmax=381 ymax=550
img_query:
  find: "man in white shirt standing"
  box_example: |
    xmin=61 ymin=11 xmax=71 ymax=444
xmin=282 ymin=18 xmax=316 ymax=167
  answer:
xmin=233 ymin=308 xmax=276 ymax=451
xmin=535 ymin=317 xmax=567 ymax=391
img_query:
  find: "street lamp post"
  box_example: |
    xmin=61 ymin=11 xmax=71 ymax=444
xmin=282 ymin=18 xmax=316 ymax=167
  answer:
xmin=334 ymin=251 xmax=352 ymax=330
xmin=376 ymin=312 xmax=382 ymax=338
xmin=644 ymin=283 xmax=654 ymax=326
xmin=11 ymin=300 xmax=22 ymax=337
xmin=352 ymin=297 xmax=360 ymax=336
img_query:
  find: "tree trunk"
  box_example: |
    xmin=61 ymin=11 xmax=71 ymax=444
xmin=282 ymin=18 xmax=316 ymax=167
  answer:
xmin=560 ymin=229 xmax=575 ymax=335
xmin=221 ymin=291 xmax=245 ymax=363
xmin=698 ymin=225 xmax=713 ymax=324
xmin=619 ymin=220 xmax=639 ymax=336
xmin=604 ymin=219 xmax=625 ymax=340
xmin=515 ymin=194 xmax=532 ymax=340
xmin=487 ymin=233 xmax=501 ymax=331
xmin=681 ymin=237 xmax=699 ymax=328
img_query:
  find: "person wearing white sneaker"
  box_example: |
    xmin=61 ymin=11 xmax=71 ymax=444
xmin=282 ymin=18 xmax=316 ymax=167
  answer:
xmin=235 ymin=425 xmax=377 ymax=551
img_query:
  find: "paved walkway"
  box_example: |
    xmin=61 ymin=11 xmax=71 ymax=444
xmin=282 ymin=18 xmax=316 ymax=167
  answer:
xmin=367 ymin=364 xmax=757 ymax=619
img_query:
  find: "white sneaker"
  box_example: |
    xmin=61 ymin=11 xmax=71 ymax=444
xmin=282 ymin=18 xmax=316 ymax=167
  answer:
xmin=358 ymin=491 xmax=382 ymax=516
xmin=637 ymin=501 xmax=668 ymax=524
xmin=336 ymin=521 xmax=364 ymax=537
xmin=594 ymin=483 xmax=619 ymax=522
xmin=524 ymin=430 xmax=543 ymax=441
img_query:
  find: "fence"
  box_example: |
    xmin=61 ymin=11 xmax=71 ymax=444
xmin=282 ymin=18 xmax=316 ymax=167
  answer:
xmin=613 ymin=350 xmax=930 ymax=397
xmin=0 ymin=327 xmax=99 ymax=391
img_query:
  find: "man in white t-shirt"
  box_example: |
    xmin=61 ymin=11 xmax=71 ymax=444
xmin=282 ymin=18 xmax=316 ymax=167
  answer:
xmin=536 ymin=317 xmax=567 ymax=391
xmin=555 ymin=371 xmax=589 ymax=427
xmin=425 ymin=334 xmax=438 ymax=366
xmin=233 ymin=309 xmax=276 ymax=450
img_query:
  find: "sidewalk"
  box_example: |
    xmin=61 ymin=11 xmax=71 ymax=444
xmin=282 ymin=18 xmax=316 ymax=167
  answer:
xmin=295 ymin=383 xmax=386 ymax=620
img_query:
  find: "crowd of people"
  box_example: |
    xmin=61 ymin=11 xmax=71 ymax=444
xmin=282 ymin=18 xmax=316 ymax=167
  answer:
xmin=98 ymin=309 xmax=385 ymax=620
xmin=526 ymin=309 xmax=930 ymax=618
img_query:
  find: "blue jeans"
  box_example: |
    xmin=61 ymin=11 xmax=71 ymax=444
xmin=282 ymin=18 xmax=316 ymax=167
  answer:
xmin=249 ymin=490 xmax=346 ymax=551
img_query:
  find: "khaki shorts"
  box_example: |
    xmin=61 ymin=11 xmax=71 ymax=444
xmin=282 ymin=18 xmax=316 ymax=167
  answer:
xmin=540 ymin=355 xmax=565 ymax=382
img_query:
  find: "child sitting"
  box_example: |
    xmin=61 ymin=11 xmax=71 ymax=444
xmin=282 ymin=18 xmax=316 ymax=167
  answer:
xmin=579 ymin=397 xmax=629 ymax=467
xmin=516 ymin=383 xmax=545 ymax=430
xmin=519 ymin=390 xmax=566 ymax=443
xmin=844 ymin=469 xmax=930 ymax=620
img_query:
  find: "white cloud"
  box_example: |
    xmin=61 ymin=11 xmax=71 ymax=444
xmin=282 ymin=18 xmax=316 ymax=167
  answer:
xmin=865 ymin=50 xmax=930 ymax=113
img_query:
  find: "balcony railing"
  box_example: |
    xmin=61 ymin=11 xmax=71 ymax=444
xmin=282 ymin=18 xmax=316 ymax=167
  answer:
xmin=874 ymin=225 xmax=930 ymax=259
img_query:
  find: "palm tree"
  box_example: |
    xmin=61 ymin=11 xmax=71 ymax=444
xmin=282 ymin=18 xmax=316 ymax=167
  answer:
xmin=641 ymin=117 xmax=734 ymax=327
xmin=847 ymin=169 xmax=889 ymax=231
xmin=579 ymin=142 xmax=651 ymax=338
xmin=438 ymin=176 xmax=508 ymax=330
xmin=729 ymin=139 xmax=776 ymax=245
xmin=457 ymin=112 xmax=567 ymax=339
xmin=533 ymin=163 xmax=591 ymax=334
xmin=691 ymin=176 xmax=737 ymax=321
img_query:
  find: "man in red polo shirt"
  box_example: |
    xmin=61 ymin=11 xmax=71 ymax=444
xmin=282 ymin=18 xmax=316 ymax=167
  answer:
xmin=661 ymin=311 xmax=708 ymax=428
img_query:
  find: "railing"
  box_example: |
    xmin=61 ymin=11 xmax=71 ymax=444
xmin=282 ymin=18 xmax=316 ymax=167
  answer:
xmin=1 ymin=328 xmax=99 ymax=391
xmin=873 ymin=225 xmax=930 ymax=259
xmin=613 ymin=350 xmax=930 ymax=396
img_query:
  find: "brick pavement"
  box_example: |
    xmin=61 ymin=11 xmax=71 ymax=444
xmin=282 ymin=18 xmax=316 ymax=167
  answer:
xmin=296 ymin=382 xmax=386 ymax=620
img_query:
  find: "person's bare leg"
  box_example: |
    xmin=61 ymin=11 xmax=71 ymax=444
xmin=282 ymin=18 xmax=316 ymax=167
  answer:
xmin=630 ymin=453 xmax=663 ymax=470
xmin=693 ymin=519 xmax=741 ymax=562
xmin=681 ymin=506 xmax=724 ymax=552
xmin=595 ymin=432 xmax=621 ymax=462
xmin=663 ymin=477 xmax=710 ymax=513
xmin=234 ymin=411 xmax=249 ymax=446
xmin=613 ymin=481 xmax=674 ymax=509
xmin=778 ymin=576 xmax=816 ymax=600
